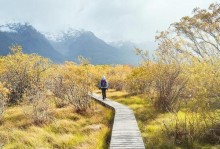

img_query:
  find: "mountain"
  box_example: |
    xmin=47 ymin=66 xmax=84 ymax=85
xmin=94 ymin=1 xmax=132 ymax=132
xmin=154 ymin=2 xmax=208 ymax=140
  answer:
xmin=109 ymin=41 xmax=141 ymax=65
xmin=0 ymin=23 xmax=156 ymax=65
xmin=110 ymin=40 xmax=157 ymax=60
xmin=0 ymin=23 xmax=65 ymax=63
xmin=48 ymin=29 xmax=143 ymax=65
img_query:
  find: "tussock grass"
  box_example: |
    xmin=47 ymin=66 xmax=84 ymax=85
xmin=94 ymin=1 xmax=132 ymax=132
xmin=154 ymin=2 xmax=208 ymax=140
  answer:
xmin=0 ymin=101 xmax=113 ymax=149
xmin=97 ymin=89 xmax=220 ymax=149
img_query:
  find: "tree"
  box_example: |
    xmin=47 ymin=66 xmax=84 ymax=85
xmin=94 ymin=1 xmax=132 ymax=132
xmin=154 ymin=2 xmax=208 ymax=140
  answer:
xmin=155 ymin=3 xmax=220 ymax=145
xmin=156 ymin=3 xmax=220 ymax=62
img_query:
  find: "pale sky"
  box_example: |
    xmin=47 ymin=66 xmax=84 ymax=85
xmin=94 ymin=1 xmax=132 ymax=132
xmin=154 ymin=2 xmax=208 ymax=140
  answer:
xmin=0 ymin=0 xmax=218 ymax=42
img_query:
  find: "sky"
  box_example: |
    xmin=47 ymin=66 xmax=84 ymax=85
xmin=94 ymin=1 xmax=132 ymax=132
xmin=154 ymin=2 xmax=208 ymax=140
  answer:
xmin=0 ymin=0 xmax=218 ymax=43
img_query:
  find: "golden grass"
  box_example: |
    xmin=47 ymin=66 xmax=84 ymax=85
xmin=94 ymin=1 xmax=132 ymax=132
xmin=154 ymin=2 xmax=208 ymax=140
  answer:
xmin=96 ymin=89 xmax=220 ymax=149
xmin=0 ymin=100 xmax=113 ymax=149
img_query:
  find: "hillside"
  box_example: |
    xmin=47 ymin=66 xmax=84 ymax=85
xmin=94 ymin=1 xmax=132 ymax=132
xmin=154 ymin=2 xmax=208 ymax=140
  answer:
xmin=48 ymin=29 xmax=149 ymax=65
xmin=0 ymin=23 xmax=156 ymax=65
xmin=0 ymin=23 xmax=65 ymax=63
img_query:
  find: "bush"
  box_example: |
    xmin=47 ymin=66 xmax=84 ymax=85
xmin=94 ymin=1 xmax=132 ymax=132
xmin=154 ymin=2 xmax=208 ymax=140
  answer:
xmin=127 ymin=61 xmax=187 ymax=112
xmin=154 ymin=63 xmax=187 ymax=112
xmin=0 ymin=45 xmax=51 ymax=104
xmin=50 ymin=74 xmax=69 ymax=108
xmin=126 ymin=64 xmax=152 ymax=95
xmin=107 ymin=65 xmax=131 ymax=91
xmin=162 ymin=99 xmax=220 ymax=148
xmin=0 ymin=82 xmax=9 ymax=121
xmin=203 ymin=123 xmax=220 ymax=144
xmin=23 ymin=84 xmax=53 ymax=124
xmin=50 ymin=62 xmax=92 ymax=113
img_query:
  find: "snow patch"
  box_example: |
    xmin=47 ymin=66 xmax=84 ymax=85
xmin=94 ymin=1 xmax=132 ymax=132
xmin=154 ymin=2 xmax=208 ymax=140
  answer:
xmin=0 ymin=25 xmax=17 ymax=33
xmin=43 ymin=29 xmax=93 ymax=42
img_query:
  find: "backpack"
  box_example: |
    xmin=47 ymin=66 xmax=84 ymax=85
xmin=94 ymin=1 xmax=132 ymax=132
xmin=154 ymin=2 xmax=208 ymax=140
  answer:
xmin=101 ymin=80 xmax=107 ymax=88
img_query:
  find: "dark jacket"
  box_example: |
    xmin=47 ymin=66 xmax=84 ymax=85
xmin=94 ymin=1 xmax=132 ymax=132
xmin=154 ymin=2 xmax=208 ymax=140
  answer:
xmin=99 ymin=79 xmax=109 ymax=89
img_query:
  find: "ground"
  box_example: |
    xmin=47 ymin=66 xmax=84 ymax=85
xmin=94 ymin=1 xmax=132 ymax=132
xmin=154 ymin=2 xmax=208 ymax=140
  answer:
xmin=0 ymin=100 xmax=113 ymax=149
xmin=95 ymin=89 xmax=220 ymax=149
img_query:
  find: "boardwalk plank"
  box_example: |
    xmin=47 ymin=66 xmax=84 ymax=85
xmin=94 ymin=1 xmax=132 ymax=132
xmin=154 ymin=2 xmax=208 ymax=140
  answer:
xmin=91 ymin=93 xmax=146 ymax=149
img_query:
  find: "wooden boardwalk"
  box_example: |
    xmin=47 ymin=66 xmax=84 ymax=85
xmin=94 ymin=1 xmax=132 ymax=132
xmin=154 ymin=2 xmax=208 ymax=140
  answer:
xmin=91 ymin=93 xmax=145 ymax=149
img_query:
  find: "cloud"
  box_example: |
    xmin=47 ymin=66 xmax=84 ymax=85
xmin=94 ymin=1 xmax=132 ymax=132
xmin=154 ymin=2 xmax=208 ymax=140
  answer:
xmin=0 ymin=0 xmax=218 ymax=42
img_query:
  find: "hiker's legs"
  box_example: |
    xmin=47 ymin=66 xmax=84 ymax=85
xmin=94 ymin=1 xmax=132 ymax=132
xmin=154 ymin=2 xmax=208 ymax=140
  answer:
xmin=103 ymin=88 xmax=106 ymax=99
xmin=102 ymin=88 xmax=106 ymax=99
xmin=101 ymin=88 xmax=105 ymax=99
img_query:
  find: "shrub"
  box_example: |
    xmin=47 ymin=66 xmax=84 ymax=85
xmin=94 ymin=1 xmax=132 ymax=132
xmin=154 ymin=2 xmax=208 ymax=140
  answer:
xmin=0 ymin=82 xmax=9 ymax=121
xmin=127 ymin=61 xmax=187 ymax=112
xmin=162 ymin=99 xmax=220 ymax=148
xmin=50 ymin=62 xmax=92 ymax=113
xmin=0 ymin=45 xmax=51 ymax=104
xmin=23 ymin=84 xmax=53 ymax=124
xmin=154 ymin=63 xmax=187 ymax=112
xmin=50 ymin=74 xmax=69 ymax=108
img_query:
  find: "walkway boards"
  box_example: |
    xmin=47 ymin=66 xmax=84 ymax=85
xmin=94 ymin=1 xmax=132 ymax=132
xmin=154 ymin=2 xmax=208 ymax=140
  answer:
xmin=91 ymin=93 xmax=145 ymax=149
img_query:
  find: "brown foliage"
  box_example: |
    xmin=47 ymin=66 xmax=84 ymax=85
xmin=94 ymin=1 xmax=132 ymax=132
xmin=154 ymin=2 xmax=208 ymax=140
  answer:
xmin=50 ymin=62 xmax=92 ymax=112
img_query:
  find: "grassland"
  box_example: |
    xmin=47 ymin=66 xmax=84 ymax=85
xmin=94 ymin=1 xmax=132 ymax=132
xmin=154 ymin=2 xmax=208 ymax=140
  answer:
xmin=0 ymin=89 xmax=219 ymax=149
xmin=0 ymin=100 xmax=113 ymax=149
xmin=95 ymin=89 xmax=220 ymax=149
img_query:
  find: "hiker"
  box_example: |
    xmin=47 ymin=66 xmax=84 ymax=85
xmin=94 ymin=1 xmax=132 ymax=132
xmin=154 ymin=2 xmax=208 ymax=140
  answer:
xmin=99 ymin=75 xmax=109 ymax=100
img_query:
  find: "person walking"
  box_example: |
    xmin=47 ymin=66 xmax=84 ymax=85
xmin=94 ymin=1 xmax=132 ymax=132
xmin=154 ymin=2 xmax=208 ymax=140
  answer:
xmin=99 ymin=75 xmax=109 ymax=100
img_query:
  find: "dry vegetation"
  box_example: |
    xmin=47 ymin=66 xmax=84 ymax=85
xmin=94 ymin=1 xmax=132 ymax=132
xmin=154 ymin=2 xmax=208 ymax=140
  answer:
xmin=0 ymin=3 xmax=220 ymax=149
xmin=0 ymin=46 xmax=114 ymax=148
xmin=0 ymin=101 xmax=113 ymax=148
xmin=98 ymin=89 xmax=220 ymax=149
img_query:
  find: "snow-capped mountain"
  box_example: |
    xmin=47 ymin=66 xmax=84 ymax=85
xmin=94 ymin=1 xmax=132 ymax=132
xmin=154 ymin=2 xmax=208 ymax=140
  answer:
xmin=0 ymin=23 xmax=155 ymax=65
xmin=0 ymin=23 xmax=65 ymax=62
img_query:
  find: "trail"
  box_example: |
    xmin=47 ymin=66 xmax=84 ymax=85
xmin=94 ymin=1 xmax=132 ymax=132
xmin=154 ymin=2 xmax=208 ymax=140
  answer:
xmin=91 ymin=93 xmax=145 ymax=149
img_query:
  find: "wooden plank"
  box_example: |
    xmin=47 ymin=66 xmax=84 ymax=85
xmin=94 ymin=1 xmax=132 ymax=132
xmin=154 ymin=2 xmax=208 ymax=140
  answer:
xmin=90 ymin=93 xmax=146 ymax=149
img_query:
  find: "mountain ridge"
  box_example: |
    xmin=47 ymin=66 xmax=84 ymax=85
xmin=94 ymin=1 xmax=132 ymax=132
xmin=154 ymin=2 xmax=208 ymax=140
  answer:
xmin=0 ymin=23 xmax=156 ymax=65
